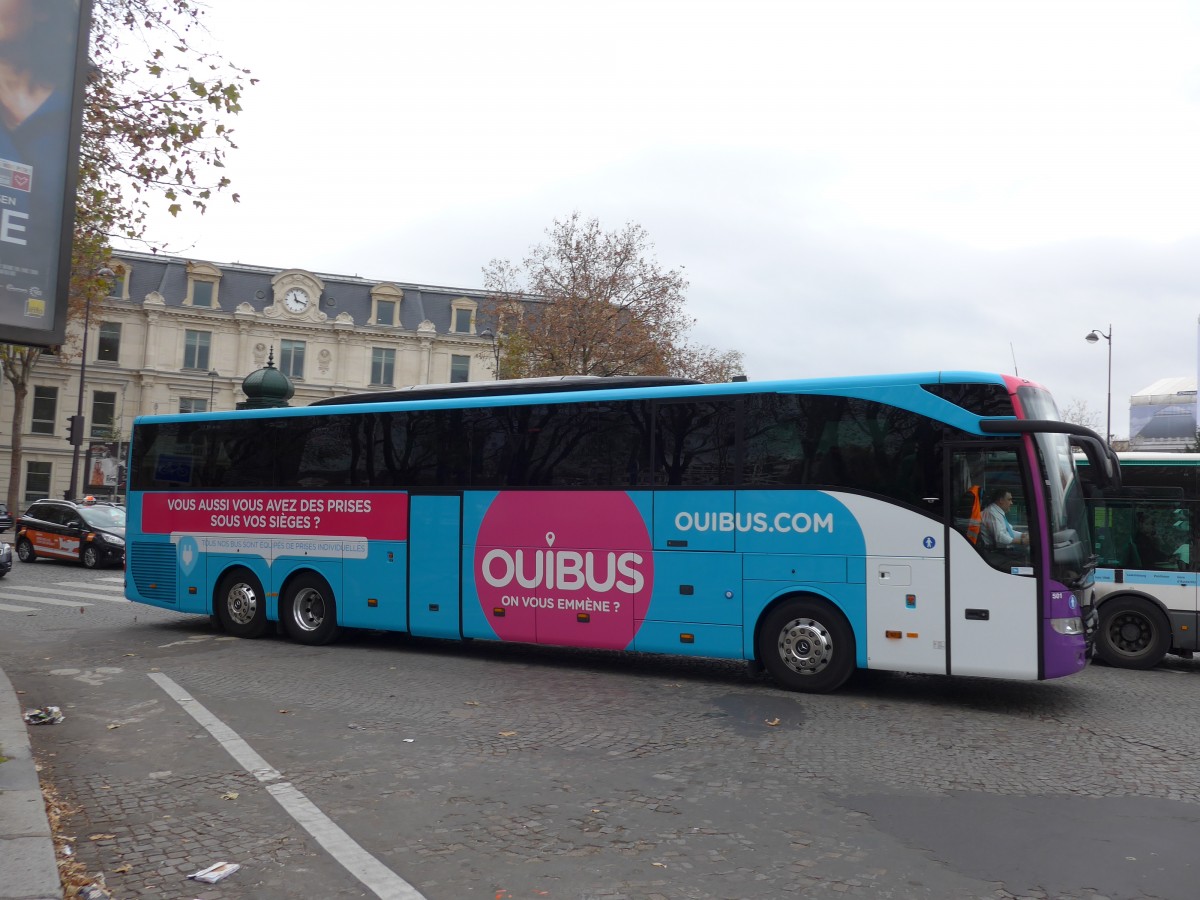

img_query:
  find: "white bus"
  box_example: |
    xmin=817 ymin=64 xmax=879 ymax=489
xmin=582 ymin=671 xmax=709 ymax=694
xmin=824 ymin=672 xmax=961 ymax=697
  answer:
xmin=1078 ymin=452 xmax=1199 ymax=668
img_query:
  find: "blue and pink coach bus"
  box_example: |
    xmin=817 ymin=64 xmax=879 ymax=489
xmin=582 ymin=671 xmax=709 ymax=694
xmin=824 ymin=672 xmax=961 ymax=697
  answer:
xmin=124 ymin=372 xmax=1118 ymax=692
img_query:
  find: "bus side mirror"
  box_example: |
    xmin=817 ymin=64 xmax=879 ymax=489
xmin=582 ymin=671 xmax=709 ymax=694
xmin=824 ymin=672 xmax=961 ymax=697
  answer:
xmin=1071 ymin=435 xmax=1121 ymax=491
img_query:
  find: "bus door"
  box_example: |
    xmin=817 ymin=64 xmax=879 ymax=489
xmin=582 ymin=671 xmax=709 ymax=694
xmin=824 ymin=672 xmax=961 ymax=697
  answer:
xmin=946 ymin=446 xmax=1040 ymax=680
xmin=408 ymin=494 xmax=463 ymax=639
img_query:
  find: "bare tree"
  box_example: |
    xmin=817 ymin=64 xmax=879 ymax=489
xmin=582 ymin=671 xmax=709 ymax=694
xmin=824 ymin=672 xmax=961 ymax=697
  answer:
xmin=483 ymin=213 xmax=742 ymax=383
xmin=1059 ymin=399 xmax=1101 ymax=432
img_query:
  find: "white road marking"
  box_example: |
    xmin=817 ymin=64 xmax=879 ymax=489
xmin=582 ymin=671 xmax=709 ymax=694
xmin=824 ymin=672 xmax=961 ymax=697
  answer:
xmin=53 ymin=580 xmax=127 ymax=595
xmin=157 ymin=636 xmax=215 ymax=648
xmin=0 ymin=602 xmax=37 ymax=613
xmin=147 ymin=672 xmax=426 ymax=900
xmin=0 ymin=592 xmax=92 ymax=608
xmin=16 ymin=585 xmax=125 ymax=603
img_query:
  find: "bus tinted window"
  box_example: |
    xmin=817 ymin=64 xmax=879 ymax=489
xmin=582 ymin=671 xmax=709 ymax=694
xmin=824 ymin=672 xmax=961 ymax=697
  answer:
xmin=922 ymin=383 xmax=1014 ymax=417
xmin=652 ymin=399 xmax=737 ymax=486
xmin=280 ymin=414 xmax=367 ymax=487
xmin=742 ymin=394 xmax=943 ymax=512
xmin=360 ymin=401 xmax=652 ymax=489
xmin=1116 ymin=464 xmax=1196 ymax=494
xmin=130 ymin=420 xmax=277 ymax=489
xmin=513 ymin=402 xmax=649 ymax=487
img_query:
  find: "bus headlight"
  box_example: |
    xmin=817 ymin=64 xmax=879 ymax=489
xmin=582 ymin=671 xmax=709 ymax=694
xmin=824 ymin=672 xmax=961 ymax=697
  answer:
xmin=1051 ymin=616 xmax=1084 ymax=635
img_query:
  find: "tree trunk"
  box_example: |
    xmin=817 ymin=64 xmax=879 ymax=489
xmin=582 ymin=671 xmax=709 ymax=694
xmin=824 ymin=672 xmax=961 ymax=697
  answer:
xmin=3 ymin=345 xmax=42 ymax=515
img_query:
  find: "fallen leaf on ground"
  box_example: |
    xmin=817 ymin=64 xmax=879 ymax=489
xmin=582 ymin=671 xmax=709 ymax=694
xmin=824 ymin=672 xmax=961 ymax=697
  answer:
xmin=765 ymin=717 xmax=781 ymax=726
xmin=221 ymin=791 xmax=239 ymax=801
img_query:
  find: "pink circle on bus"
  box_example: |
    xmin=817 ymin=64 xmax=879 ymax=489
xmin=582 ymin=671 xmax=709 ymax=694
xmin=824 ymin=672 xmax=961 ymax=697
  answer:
xmin=474 ymin=491 xmax=653 ymax=650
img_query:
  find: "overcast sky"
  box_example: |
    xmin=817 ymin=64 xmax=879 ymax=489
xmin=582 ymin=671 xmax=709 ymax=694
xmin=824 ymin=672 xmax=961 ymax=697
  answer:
xmin=116 ymin=0 xmax=1200 ymax=439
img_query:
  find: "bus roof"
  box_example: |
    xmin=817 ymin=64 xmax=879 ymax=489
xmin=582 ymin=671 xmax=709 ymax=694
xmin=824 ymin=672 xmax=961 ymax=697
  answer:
xmin=1077 ymin=452 xmax=1200 ymax=465
xmin=308 ymin=375 xmax=702 ymax=406
xmin=134 ymin=370 xmax=1042 ymax=433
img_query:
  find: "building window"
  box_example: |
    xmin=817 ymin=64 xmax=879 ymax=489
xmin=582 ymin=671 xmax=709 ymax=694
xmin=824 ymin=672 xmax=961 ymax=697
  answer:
xmin=370 ymin=284 xmax=403 ymax=325
xmin=97 ymin=322 xmax=121 ymax=363
xmin=185 ymin=261 xmax=221 ymax=308
xmin=91 ymin=391 xmax=117 ymax=438
xmin=450 ymin=354 xmax=470 ymax=383
xmin=108 ymin=261 xmax=131 ymax=300
xmin=184 ymin=330 xmax=211 ymax=370
xmin=453 ymin=307 xmax=473 ymax=333
xmin=192 ymin=280 xmax=215 ymax=307
xmin=180 ymin=397 xmax=208 ymax=414
xmin=25 ymin=461 xmax=51 ymax=503
xmin=371 ymin=347 xmax=395 ymax=386
xmin=280 ymin=339 xmax=306 ymax=379
xmin=30 ymin=386 xmax=57 ymax=435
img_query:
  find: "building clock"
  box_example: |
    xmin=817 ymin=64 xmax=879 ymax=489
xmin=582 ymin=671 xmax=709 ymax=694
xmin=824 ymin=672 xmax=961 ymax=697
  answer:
xmin=284 ymin=287 xmax=310 ymax=313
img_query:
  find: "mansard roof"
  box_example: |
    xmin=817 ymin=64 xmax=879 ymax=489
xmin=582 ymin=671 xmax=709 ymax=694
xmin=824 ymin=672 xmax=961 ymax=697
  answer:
xmin=114 ymin=250 xmax=489 ymax=334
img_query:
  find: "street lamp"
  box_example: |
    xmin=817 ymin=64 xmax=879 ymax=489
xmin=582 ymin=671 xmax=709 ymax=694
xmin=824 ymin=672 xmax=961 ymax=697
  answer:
xmin=479 ymin=329 xmax=501 ymax=381
xmin=67 ymin=268 xmax=114 ymax=500
xmin=1085 ymin=324 xmax=1113 ymax=444
xmin=208 ymin=369 xmax=219 ymax=409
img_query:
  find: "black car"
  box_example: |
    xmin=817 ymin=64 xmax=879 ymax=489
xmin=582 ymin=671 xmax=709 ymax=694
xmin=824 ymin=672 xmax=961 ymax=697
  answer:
xmin=0 ymin=502 xmax=12 ymax=533
xmin=16 ymin=498 xmax=126 ymax=569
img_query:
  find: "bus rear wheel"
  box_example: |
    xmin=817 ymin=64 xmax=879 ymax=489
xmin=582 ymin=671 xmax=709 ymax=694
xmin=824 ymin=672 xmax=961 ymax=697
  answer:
xmin=215 ymin=568 xmax=268 ymax=639
xmin=282 ymin=574 xmax=340 ymax=646
xmin=757 ymin=597 xmax=855 ymax=693
xmin=1095 ymin=597 xmax=1170 ymax=670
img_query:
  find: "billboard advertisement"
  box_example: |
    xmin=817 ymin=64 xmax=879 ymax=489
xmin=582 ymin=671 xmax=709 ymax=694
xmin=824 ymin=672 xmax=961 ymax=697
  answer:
xmin=86 ymin=440 xmax=126 ymax=494
xmin=0 ymin=0 xmax=93 ymax=348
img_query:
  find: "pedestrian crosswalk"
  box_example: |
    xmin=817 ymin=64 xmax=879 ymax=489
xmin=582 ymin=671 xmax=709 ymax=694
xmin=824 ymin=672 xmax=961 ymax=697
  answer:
xmin=0 ymin=575 xmax=126 ymax=613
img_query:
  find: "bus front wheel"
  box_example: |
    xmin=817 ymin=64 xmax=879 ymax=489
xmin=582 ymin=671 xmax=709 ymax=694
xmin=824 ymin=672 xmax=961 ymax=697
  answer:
xmin=1095 ymin=597 xmax=1170 ymax=670
xmin=282 ymin=574 xmax=341 ymax=646
xmin=215 ymin=569 xmax=268 ymax=639
xmin=757 ymin=597 xmax=855 ymax=693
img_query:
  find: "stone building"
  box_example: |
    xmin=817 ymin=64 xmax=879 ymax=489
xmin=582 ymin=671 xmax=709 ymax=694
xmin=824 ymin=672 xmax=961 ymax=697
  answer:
xmin=0 ymin=250 xmax=499 ymax=505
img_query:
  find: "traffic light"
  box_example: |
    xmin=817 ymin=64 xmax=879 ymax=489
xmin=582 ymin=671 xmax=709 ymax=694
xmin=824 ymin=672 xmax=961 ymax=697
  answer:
xmin=65 ymin=415 xmax=84 ymax=446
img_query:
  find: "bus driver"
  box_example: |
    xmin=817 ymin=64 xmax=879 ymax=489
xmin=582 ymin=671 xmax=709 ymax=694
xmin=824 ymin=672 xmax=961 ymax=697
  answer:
xmin=981 ymin=489 xmax=1029 ymax=549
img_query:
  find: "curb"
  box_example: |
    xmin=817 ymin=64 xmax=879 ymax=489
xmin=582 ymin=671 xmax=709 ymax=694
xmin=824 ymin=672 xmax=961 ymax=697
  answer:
xmin=0 ymin=666 xmax=60 ymax=900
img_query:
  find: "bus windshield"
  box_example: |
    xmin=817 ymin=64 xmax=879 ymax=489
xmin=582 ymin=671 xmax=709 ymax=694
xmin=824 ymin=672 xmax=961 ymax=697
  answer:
xmin=1018 ymin=385 xmax=1093 ymax=586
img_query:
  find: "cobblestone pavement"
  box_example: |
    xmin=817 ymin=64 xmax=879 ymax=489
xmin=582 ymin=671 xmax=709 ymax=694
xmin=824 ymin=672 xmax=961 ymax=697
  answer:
xmin=9 ymin=605 xmax=1200 ymax=900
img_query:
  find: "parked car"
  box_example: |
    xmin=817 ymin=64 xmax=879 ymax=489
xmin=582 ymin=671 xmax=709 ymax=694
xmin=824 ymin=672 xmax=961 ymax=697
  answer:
xmin=0 ymin=502 xmax=12 ymax=533
xmin=0 ymin=539 xmax=11 ymax=577
xmin=15 ymin=498 xmax=126 ymax=569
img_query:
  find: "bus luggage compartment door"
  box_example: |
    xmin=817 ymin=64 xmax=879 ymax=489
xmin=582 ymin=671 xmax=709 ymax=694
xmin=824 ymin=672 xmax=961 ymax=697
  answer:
xmin=408 ymin=495 xmax=462 ymax=639
xmin=865 ymin=557 xmax=947 ymax=675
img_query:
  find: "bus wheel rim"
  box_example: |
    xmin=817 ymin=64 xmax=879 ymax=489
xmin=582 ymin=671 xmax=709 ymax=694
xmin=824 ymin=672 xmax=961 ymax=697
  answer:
xmin=292 ymin=588 xmax=325 ymax=632
xmin=227 ymin=582 xmax=259 ymax=626
xmin=777 ymin=617 xmax=833 ymax=675
xmin=1111 ymin=612 xmax=1151 ymax=654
